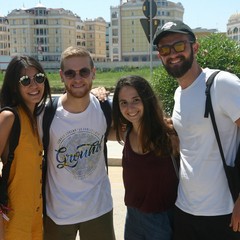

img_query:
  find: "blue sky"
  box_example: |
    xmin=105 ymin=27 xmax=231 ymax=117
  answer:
xmin=0 ymin=0 xmax=239 ymax=32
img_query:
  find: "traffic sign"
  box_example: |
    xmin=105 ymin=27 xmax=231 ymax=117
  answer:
xmin=140 ymin=18 xmax=160 ymax=43
xmin=142 ymin=0 xmax=157 ymax=19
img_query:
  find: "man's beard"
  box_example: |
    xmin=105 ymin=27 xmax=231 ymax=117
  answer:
xmin=163 ymin=49 xmax=194 ymax=79
xmin=65 ymin=82 xmax=92 ymax=99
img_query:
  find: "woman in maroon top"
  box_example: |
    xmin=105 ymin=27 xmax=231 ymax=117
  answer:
xmin=112 ymin=75 xmax=179 ymax=240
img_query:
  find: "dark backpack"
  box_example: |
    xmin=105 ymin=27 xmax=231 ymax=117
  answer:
xmin=41 ymin=96 xmax=112 ymax=214
xmin=0 ymin=107 xmax=20 ymax=207
xmin=204 ymin=70 xmax=240 ymax=202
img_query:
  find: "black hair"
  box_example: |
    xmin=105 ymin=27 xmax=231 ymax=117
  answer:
xmin=0 ymin=55 xmax=52 ymax=132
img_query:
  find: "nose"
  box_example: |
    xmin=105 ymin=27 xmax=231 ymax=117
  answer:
xmin=126 ymin=102 xmax=136 ymax=110
xmin=74 ymin=72 xmax=84 ymax=80
xmin=169 ymin=46 xmax=179 ymax=56
xmin=29 ymin=78 xmax=38 ymax=87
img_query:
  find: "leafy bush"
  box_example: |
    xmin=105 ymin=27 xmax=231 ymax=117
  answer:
xmin=151 ymin=66 xmax=178 ymax=116
xmin=197 ymin=33 xmax=240 ymax=77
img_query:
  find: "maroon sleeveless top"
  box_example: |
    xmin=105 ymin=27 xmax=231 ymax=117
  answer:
xmin=122 ymin=132 xmax=178 ymax=213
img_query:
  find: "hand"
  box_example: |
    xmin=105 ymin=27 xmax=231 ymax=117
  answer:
xmin=91 ymin=87 xmax=110 ymax=102
xmin=230 ymin=196 xmax=240 ymax=231
xmin=165 ymin=117 xmax=179 ymax=156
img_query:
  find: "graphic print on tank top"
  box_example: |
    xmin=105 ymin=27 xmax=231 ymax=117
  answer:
xmin=55 ymin=127 xmax=104 ymax=180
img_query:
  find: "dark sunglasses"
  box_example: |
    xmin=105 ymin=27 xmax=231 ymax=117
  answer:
xmin=157 ymin=40 xmax=194 ymax=56
xmin=19 ymin=73 xmax=46 ymax=86
xmin=63 ymin=68 xmax=91 ymax=79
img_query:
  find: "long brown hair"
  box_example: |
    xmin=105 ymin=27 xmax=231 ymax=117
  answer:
xmin=112 ymin=75 xmax=173 ymax=156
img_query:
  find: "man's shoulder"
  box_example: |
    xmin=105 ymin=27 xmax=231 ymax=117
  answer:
xmin=203 ymin=68 xmax=239 ymax=84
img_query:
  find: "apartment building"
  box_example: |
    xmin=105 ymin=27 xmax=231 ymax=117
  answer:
xmin=0 ymin=16 xmax=10 ymax=56
xmin=85 ymin=17 xmax=107 ymax=62
xmin=227 ymin=13 xmax=240 ymax=42
xmin=110 ymin=0 xmax=184 ymax=62
xmin=1 ymin=0 xmax=224 ymax=69
xmin=6 ymin=2 xmax=106 ymax=68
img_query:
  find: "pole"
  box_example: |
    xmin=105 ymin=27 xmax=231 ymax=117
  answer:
xmin=149 ymin=0 xmax=153 ymax=80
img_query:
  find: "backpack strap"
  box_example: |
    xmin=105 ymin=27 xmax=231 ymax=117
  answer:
xmin=204 ymin=70 xmax=220 ymax=118
xmin=100 ymin=99 xmax=112 ymax=173
xmin=204 ymin=70 xmax=239 ymax=201
xmin=42 ymin=97 xmax=59 ymax=157
xmin=0 ymin=107 xmax=20 ymax=208
xmin=42 ymin=97 xmax=59 ymax=215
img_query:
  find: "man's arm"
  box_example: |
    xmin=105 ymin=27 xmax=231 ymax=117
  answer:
xmin=235 ymin=118 xmax=240 ymax=127
xmin=230 ymin=117 xmax=240 ymax=231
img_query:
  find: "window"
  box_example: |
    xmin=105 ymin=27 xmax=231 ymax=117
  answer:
xmin=233 ymin=27 xmax=238 ymax=34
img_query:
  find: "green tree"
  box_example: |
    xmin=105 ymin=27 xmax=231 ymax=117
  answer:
xmin=151 ymin=33 xmax=240 ymax=115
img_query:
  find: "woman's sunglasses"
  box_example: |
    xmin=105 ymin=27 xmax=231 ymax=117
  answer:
xmin=63 ymin=67 xmax=91 ymax=79
xmin=19 ymin=72 xmax=46 ymax=86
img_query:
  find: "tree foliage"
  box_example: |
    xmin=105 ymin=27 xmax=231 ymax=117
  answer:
xmin=151 ymin=67 xmax=178 ymax=116
xmin=151 ymin=33 xmax=240 ymax=115
xmin=197 ymin=33 xmax=240 ymax=76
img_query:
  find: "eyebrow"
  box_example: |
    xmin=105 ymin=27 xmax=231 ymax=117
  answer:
xmin=119 ymin=96 xmax=140 ymax=101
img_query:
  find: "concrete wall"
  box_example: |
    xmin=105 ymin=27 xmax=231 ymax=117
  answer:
xmin=41 ymin=60 xmax=160 ymax=72
xmin=0 ymin=56 xmax=160 ymax=72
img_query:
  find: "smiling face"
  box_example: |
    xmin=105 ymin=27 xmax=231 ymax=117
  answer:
xmin=19 ymin=66 xmax=45 ymax=112
xmin=118 ymin=86 xmax=144 ymax=127
xmin=157 ymin=33 xmax=196 ymax=78
xmin=60 ymin=56 xmax=95 ymax=99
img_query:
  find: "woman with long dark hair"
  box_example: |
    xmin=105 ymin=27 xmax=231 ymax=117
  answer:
xmin=111 ymin=75 xmax=179 ymax=240
xmin=0 ymin=55 xmax=51 ymax=239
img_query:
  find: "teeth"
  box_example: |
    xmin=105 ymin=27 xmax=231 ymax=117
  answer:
xmin=171 ymin=58 xmax=181 ymax=64
xmin=128 ymin=113 xmax=138 ymax=117
xmin=29 ymin=91 xmax=39 ymax=95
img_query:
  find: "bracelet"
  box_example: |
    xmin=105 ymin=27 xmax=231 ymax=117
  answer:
xmin=0 ymin=204 xmax=10 ymax=221
xmin=0 ymin=209 xmax=9 ymax=221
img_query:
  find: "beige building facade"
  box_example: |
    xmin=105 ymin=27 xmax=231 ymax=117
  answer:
xmin=2 ymin=0 xmax=184 ymax=66
xmin=110 ymin=0 xmax=184 ymax=62
xmin=0 ymin=16 xmax=10 ymax=56
xmin=1 ymin=0 xmax=228 ymax=69
xmin=227 ymin=13 xmax=240 ymax=42
xmin=5 ymin=3 xmax=106 ymax=68
xmin=85 ymin=18 xmax=107 ymax=62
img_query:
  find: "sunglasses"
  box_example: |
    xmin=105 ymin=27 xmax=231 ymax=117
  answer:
xmin=63 ymin=68 xmax=91 ymax=79
xmin=157 ymin=40 xmax=193 ymax=56
xmin=19 ymin=72 xmax=46 ymax=86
